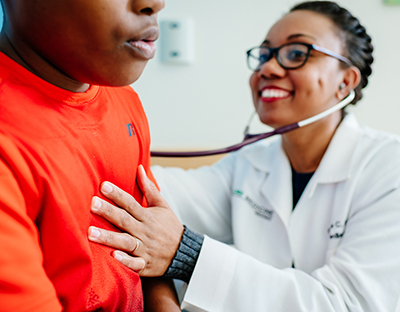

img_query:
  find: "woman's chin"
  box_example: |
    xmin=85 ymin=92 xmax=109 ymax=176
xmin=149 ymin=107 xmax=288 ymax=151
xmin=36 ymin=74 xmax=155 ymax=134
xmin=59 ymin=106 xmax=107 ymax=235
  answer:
xmin=258 ymin=116 xmax=285 ymax=129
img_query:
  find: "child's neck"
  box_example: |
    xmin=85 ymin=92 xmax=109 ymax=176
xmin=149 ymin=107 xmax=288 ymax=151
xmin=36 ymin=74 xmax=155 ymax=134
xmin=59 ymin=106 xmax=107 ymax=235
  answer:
xmin=0 ymin=32 xmax=90 ymax=93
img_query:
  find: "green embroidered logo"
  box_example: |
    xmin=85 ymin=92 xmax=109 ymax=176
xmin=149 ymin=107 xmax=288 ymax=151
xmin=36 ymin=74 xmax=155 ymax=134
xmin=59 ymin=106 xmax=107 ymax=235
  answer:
xmin=232 ymin=189 xmax=273 ymax=220
xmin=233 ymin=189 xmax=244 ymax=197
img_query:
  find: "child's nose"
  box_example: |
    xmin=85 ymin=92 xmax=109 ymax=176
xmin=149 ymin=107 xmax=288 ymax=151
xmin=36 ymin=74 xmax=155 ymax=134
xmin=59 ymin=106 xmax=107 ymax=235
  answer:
xmin=136 ymin=0 xmax=165 ymax=16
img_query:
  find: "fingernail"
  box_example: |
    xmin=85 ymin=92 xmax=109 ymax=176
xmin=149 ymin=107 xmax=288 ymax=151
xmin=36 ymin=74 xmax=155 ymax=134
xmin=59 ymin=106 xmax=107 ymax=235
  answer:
xmin=139 ymin=165 xmax=149 ymax=184
xmin=114 ymin=252 xmax=123 ymax=262
xmin=141 ymin=166 xmax=149 ymax=178
xmin=102 ymin=182 xmax=113 ymax=194
xmin=91 ymin=197 xmax=102 ymax=211
xmin=89 ymin=228 xmax=101 ymax=239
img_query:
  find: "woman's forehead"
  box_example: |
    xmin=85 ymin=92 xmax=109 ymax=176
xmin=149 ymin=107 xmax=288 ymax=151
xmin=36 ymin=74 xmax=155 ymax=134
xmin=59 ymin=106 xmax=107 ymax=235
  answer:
xmin=265 ymin=10 xmax=341 ymax=48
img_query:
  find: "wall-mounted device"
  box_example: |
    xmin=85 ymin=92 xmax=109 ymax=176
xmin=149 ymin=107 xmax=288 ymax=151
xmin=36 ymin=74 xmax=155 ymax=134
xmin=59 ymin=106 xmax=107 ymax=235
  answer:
xmin=159 ymin=18 xmax=195 ymax=65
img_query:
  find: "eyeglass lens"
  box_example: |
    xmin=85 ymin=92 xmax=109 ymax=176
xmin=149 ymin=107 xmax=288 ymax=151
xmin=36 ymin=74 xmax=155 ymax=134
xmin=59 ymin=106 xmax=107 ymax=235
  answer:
xmin=248 ymin=43 xmax=311 ymax=71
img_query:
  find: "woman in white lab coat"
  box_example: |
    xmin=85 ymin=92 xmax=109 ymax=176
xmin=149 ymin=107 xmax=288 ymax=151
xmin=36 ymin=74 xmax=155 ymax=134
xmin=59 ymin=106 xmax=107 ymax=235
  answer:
xmin=88 ymin=1 xmax=400 ymax=311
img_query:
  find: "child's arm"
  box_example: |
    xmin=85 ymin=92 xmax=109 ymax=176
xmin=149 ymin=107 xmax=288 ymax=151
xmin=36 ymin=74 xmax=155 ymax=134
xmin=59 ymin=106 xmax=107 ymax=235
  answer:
xmin=0 ymin=157 xmax=62 ymax=311
xmin=142 ymin=277 xmax=181 ymax=312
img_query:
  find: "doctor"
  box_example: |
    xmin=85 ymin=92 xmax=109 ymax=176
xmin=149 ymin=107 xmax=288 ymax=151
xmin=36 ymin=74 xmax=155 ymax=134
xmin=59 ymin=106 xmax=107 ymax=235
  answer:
xmin=88 ymin=1 xmax=400 ymax=311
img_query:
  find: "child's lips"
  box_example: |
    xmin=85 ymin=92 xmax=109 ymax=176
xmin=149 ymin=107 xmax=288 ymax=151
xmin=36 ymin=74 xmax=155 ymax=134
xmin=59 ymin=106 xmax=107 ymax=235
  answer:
xmin=127 ymin=27 xmax=159 ymax=60
xmin=127 ymin=40 xmax=156 ymax=59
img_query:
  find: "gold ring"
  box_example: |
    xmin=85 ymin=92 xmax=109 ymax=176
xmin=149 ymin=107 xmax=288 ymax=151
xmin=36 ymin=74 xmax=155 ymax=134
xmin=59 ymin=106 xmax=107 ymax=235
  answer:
xmin=132 ymin=237 xmax=140 ymax=253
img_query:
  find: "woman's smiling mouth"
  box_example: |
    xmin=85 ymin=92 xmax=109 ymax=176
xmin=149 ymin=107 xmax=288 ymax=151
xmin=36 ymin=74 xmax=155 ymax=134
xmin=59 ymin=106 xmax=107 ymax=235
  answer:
xmin=260 ymin=86 xmax=292 ymax=103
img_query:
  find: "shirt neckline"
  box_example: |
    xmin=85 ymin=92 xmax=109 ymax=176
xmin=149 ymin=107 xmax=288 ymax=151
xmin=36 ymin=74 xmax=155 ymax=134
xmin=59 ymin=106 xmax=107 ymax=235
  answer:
xmin=0 ymin=52 xmax=100 ymax=106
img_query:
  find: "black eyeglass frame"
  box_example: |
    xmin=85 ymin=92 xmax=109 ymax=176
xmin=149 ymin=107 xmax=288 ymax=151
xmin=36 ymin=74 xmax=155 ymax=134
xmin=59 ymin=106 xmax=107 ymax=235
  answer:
xmin=246 ymin=42 xmax=352 ymax=71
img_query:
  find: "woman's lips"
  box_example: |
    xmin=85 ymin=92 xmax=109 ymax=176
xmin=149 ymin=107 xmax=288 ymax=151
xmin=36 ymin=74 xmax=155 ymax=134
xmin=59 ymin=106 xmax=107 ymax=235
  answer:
xmin=260 ymin=87 xmax=292 ymax=103
xmin=127 ymin=40 xmax=157 ymax=60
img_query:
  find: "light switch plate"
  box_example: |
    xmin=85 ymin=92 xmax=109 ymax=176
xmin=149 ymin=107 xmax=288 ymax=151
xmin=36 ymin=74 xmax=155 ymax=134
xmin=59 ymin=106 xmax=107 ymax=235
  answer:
xmin=159 ymin=18 xmax=195 ymax=65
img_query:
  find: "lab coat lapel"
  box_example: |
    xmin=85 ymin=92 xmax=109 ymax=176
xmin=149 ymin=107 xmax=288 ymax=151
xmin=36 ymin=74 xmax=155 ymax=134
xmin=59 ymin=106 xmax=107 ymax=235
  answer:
xmin=244 ymin=138 xmax=293 ymax=228
xmin=242 ymin=113 xmax=361 ymax=228
xmin=307 ymin=113 xmax=361 ymax=197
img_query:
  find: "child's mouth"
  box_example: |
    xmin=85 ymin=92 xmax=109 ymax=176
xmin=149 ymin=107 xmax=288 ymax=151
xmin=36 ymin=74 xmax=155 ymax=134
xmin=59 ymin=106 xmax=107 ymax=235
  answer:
xmin=127 ymin=39 xmax=157 ymax=60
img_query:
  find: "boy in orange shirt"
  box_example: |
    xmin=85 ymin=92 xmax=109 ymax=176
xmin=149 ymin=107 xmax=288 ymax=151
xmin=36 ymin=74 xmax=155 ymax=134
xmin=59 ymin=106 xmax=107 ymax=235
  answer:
xmin=0 ymin=0 xmax=179 ymax=310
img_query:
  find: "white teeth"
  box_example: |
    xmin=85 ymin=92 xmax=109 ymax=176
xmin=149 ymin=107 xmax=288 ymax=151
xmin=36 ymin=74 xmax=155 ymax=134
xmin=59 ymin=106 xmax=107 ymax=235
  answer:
xmin=261 ymin=89 xmax=290 ymax=98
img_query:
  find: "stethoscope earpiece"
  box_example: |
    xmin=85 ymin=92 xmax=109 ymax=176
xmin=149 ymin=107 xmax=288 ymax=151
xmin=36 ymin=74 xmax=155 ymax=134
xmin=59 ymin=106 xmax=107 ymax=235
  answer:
xmin=339 ymin=83 xmax=346 ymax=90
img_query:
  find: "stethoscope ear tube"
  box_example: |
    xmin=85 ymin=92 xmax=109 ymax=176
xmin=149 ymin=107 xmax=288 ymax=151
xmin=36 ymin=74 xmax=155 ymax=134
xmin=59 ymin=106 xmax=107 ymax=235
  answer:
xmin=150 ymin=90 xmax=355 ymax=158
xmin=298 ymin=90 xmax=355 ymax=127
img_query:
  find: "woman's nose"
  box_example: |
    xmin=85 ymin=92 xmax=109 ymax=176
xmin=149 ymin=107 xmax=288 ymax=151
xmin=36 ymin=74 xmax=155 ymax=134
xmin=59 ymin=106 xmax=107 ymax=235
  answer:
xmin=258 ymin=55 xmax=287 ymax=79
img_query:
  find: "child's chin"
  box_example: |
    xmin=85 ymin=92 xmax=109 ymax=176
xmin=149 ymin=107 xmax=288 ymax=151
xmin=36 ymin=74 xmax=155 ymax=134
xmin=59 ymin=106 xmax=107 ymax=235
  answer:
xmin=96 ymin=71 xmax=146 ymax=87
xmin=106 ymin=64 xmax=147 ymax=87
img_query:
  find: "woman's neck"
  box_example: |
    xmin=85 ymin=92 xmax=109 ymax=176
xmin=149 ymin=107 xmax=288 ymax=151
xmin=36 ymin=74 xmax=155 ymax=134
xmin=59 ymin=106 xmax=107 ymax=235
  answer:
xmin=282 ymin=112 xmax=343 ymax=173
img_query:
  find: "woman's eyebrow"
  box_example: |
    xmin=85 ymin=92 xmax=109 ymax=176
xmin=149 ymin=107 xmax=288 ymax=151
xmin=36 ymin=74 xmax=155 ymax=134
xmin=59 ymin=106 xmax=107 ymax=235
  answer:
xmin=287 ymin=33 xmax=316 ymax=40
xmin=263 ymin=33 xmax=317 ymax=45
xmin=262 ymin=40 xmax=270 ymax=45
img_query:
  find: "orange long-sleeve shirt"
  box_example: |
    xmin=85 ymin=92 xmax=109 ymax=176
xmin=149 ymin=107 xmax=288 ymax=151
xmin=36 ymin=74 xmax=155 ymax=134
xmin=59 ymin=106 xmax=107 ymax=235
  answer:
xmin=0 ymin=52 xmax=155 ymax=311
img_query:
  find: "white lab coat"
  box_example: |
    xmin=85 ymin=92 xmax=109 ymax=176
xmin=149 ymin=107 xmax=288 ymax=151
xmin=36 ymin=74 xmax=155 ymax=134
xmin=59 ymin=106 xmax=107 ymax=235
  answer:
xmin=152 ymin=114 xmax=400 ymax=312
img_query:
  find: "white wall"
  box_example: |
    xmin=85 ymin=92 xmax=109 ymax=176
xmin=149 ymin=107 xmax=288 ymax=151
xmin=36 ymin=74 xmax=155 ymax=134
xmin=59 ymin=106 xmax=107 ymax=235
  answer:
xmin=132 ymin=0 xmax=400 ymax=149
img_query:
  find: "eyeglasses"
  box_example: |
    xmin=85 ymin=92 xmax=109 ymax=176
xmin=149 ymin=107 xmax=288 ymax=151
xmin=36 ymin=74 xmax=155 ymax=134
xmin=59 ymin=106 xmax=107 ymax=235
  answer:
xmin=246 ymin=42 xmax=352 ymax=71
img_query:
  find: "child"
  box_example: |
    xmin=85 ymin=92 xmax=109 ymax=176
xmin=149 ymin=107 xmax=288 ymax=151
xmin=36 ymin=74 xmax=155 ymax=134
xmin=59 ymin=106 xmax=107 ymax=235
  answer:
xmin=0 ymin=0 xmax=177 ymax=311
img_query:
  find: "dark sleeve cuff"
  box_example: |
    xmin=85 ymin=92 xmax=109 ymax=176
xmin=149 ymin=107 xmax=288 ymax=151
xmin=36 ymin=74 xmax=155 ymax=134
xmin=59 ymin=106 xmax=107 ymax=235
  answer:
xmin=163 ymin=226 xmax=204 ymax=283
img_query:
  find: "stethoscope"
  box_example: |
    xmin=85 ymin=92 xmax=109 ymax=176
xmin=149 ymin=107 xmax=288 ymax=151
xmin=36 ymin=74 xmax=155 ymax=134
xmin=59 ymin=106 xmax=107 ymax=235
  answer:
xmin=151 ymin=90 xmax=355 ymax=157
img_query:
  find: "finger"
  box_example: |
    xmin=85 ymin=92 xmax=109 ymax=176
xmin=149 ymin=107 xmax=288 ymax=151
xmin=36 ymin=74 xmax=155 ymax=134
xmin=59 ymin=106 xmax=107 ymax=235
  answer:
xmin=100 ymin=182 xmax=146 ymax=221
xmin=113 ymin=250 xmax=146 ymax=273
xmin=91 ymin=196 xmax=142 ymax=231
xmin=88 ymin=226 xmax=141 ymax=254
xmin=137 ymin=165 xmax=169 ymax=208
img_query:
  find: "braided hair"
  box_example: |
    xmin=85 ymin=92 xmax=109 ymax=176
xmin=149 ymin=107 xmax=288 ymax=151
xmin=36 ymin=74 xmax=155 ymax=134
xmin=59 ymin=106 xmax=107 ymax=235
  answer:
xmin=290 ymin=1 xmax=373 ymax=105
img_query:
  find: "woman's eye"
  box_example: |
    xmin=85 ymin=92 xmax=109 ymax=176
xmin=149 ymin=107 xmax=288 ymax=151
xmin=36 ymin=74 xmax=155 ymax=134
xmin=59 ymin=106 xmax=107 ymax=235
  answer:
xmin=287 ymin=50 xmax=306 ymax=61
xmin=259 ymin=54 xmax=269 ymax=63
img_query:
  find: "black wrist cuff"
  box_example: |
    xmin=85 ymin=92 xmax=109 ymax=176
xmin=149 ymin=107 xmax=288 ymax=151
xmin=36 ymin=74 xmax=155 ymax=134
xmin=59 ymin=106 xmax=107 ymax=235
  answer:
xmin=163 ymin=226 xmax=204 ymax=283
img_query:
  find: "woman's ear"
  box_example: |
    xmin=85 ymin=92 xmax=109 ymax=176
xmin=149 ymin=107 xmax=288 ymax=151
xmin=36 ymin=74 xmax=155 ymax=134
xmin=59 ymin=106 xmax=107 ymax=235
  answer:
xmin=336 ymin=66 xmax=361 ymax=100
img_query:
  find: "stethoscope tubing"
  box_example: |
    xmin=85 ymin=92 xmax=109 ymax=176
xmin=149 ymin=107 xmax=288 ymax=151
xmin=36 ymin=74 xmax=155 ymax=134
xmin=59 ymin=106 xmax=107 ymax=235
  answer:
xmin=150 ymin=90 xmax=355 ymax=158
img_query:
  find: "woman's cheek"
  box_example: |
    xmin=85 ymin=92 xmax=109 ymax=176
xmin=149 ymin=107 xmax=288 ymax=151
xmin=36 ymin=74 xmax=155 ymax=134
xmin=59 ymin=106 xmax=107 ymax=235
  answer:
xmin=249 ymin=74 xmax=259 ymax=105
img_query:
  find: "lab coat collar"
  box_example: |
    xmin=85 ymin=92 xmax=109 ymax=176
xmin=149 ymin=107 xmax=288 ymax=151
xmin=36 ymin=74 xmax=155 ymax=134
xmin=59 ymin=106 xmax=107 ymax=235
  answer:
xmin=243 ymin=113 xmax=361 ymax=178
xmin=242 ymin=113 xmax=361 ymax=226
xmin=311 ymin=113 xmax=361 ymax=184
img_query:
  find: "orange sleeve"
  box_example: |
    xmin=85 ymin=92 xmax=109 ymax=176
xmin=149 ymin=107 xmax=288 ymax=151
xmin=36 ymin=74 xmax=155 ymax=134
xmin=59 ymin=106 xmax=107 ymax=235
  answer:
xmin=0 ymin=135 xmax=62 ymax=312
